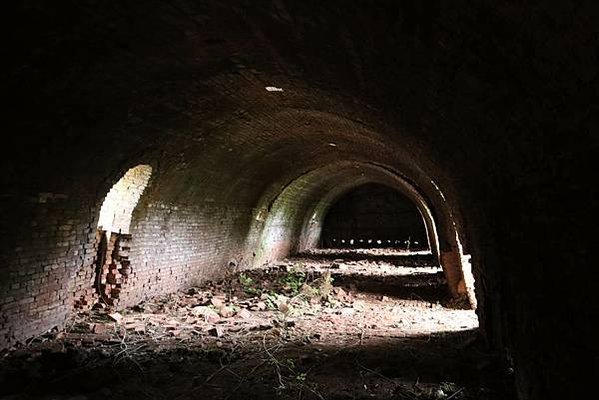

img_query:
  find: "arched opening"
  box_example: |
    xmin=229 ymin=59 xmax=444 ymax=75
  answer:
xmin=246 ymin=162 xmax=475 ymax=310
xmin=94 ymin=165 xmax=152 ymax=307
xmin=97 ymin=165 xmax=153 ymax=234
xmin=237 ymin=162 xmax=479 ymax=363
xmin=320 ymin=183 xmax=429 ymax=250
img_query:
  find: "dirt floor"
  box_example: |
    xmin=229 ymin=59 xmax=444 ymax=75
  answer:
xmin=0 ymin=250 xmax=516 ymax=400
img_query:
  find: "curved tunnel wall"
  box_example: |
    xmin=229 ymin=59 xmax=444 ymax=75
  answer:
xmin=1 ymin=2 xmax=593 ymax=398
xmin=248 ymin=161 xmax=470 ymax=302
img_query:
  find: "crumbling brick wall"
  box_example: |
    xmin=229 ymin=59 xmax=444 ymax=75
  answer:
xmin=72 ymin=229 xmax=102 ymax=309
xmin=95 ymin=232 xmax=132 ymax=307
xmin=0 ymin=195 xmax=254 ymax=347
xmin=122 ymin=202 xmax=252 ymax=308
xmin=0 ymin=194 xmax=99 ymax=348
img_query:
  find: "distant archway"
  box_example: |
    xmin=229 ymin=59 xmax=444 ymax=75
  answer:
xmin=246 ymin=161 xmax=477 ymax=305
xmin=320 ymin=183 xmax=429 ymax=250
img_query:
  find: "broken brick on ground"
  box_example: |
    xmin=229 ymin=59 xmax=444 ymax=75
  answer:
xmin=0 ymin=256 xmax=507 ymax=400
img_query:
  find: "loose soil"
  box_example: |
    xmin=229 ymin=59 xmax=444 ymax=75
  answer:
xmin=0 ymin=251 xmax=515 ymax=399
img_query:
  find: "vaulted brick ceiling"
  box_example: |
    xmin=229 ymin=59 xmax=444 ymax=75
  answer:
xmin=2 ymin=2 xmax=596 ymax=400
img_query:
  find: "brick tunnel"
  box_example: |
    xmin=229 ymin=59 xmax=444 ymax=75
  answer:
xmin=0 ymin=2 xmax=596 ymax=400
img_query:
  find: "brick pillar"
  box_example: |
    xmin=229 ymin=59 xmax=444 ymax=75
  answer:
xmin=440 ymin=249 xmax=467 ymax=298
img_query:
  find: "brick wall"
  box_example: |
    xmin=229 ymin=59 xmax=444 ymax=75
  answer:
xmin=0 ymin=194 xmax=98 ymax=348
xmin=0 ymin=193 xmax=256 ymax=347
xmin=72 ymin=229 xmax=102 ymax=309
xmin=121 ymin=201 xmax=253 ymax=307
xmin=251 ymin=172 xmax=329 ymax=266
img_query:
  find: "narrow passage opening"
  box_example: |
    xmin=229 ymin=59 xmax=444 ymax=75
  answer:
xmin=95 ymin=165 xmax=151 ymax=307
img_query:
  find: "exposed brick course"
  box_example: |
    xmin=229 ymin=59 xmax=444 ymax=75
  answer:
xmin=0 ymin=195 xmax=99 ymax=347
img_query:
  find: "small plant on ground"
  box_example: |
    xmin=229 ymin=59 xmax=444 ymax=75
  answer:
xmin=311 ymin=270 xmax=334 ymax=302
xmin=280 ymin=267 xmax=307 ymax=296
xmin=239 ymin=273 xmax=262 ymax=296
xmin=263 ymin=292 xmax=279 ymax=310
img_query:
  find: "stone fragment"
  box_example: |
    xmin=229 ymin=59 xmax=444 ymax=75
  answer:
xmin=278 ymin=302 xmax=290 ymax=314
xmin=338 ymin=307 xmax=355 ymax=316
xmin=210 ymin=297 xmax=225 ymax=308
xmin=125 ymin=322 xmax=146 ymax=333
xmin=218 ymin=306 xmax=235 ymax=318
xmin=191 ymin=306 xmax=221 ymax=323
xmin=208 ymin=326 xmax=225 ymax=337
xmin=236 ymin=308 xmax=252 ymax=319
xmin=108 ymin=312 xmax=123 ymax=324
xmin=92 ymin=323 xmax=107 ymax=334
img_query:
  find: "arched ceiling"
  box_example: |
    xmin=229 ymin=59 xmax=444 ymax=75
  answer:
xmin=3 ymin=3 xmax=596 ymax=398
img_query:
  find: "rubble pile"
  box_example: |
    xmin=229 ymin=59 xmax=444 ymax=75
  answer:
xmin=54 ymin=261 xmax=477 ymax=350
xmin=0 ymin=257 xmax=489 ymax=400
